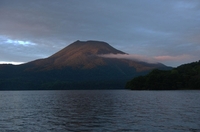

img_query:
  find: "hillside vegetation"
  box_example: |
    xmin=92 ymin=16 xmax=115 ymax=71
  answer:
xmin=126 ymin=60 xmax=200 ymax=90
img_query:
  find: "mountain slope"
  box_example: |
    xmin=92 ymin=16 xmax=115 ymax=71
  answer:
xmin=26 ymin=40 xmax=125 ymax=69
xmin=25 ymin=40 xmax=166 ymax=71
xmin=0 ymin=40 xmax=170 ymax=90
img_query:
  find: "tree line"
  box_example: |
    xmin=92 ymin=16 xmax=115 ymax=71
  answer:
xmin=126 ymin=60 xmax=200 ymax=90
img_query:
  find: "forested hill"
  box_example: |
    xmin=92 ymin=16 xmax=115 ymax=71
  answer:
xmin=126 ymin=60 xmax=200 ymax=90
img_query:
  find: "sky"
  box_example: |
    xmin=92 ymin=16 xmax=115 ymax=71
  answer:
xmin=0 ymin=0 xmax=200 ymax=67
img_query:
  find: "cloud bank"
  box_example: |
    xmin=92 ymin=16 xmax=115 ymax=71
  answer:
xmin=98 ymin=53 xmax=194 ymax=66
xmin=98 ymin=54 xmax=158 ymax=64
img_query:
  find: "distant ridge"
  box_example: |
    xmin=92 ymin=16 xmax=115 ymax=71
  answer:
xmin=0 ymin=40 xmax=170 ymax=90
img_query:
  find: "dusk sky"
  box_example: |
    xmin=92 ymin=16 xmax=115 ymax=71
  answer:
xmin=0 ymin=0 xmax=200 ymax=67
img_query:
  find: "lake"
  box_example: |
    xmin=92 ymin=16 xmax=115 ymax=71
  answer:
xmin=0 ymin=90 xmax=199 ymax=132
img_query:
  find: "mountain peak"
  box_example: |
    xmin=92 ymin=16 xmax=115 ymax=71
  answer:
xmin=63 ymin=40 xmax=125 ymax=55
xmin=28 ymin=40 xmax=126 ymax=69
xmin=26 ymin=40 xmax=167 ymax=71
xmin=49 ymin=40 xmax=126 ymax=61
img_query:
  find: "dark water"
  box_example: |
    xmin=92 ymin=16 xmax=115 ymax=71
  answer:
xmin=0 ymin=90 xmax=200 ymax=132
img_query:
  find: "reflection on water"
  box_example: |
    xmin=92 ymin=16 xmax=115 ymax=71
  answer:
xmin=0 ymin=90 xmax=200 ymax=131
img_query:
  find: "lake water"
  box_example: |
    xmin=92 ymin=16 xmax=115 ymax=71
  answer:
xmin=0 ymin=90 xmax=199 ymax=132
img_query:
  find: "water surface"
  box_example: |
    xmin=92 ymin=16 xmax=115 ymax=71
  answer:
xmin=0 ymin=90 xmax=199 ymax=131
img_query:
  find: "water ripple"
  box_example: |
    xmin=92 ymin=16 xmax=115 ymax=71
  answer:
xmin=0 ymin=90 xmax=200 ymax=131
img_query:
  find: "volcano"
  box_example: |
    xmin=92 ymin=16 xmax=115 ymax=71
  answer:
xmin=26 ymin=40 xmax=126 ymax=70
xmin=0 ymin=40 xmax=170 ymax=90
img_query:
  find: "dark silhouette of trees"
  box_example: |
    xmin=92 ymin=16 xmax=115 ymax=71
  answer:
xmin=126 ymin=60 xmax=200 ymax=90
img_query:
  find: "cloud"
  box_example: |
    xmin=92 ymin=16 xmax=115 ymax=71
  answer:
xmin=98 ymin=53 xmax=196 ymax=67
xmin=98 ymin=54 xmax=158 ymax=64
xmin=0 ymin=0 xmax=200 ymax=67
xmin=0 ymin=61 xmax=24 ymax=65
xmin=5 ymin=39 xmax=36 ymax=46
xmin=153 ymin=54 xmax=196 ymax=66
xmin=154 ymin=55 xmax=192 ymax=61
xmin=0 ymin=35 xmax=50 ymax=62
xmin=0 ymin=36 xmax=36 ymax=46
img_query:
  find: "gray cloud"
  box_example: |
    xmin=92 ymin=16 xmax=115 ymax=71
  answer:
xmin=98 ymin=53 xmax=158 ymax=64
xmin=98 ymin=53 xmax=194 ymax=67
xmin=0 ymin=0 xmax=200 ymax=66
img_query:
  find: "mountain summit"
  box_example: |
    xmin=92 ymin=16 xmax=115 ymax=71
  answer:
xmin=28 ymin=40 xmax=126 ymax=69
xmin=52 ymin=40 xmax=126 ymax=55
xmin=0 ymin=40 xmax=170 ymax=90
